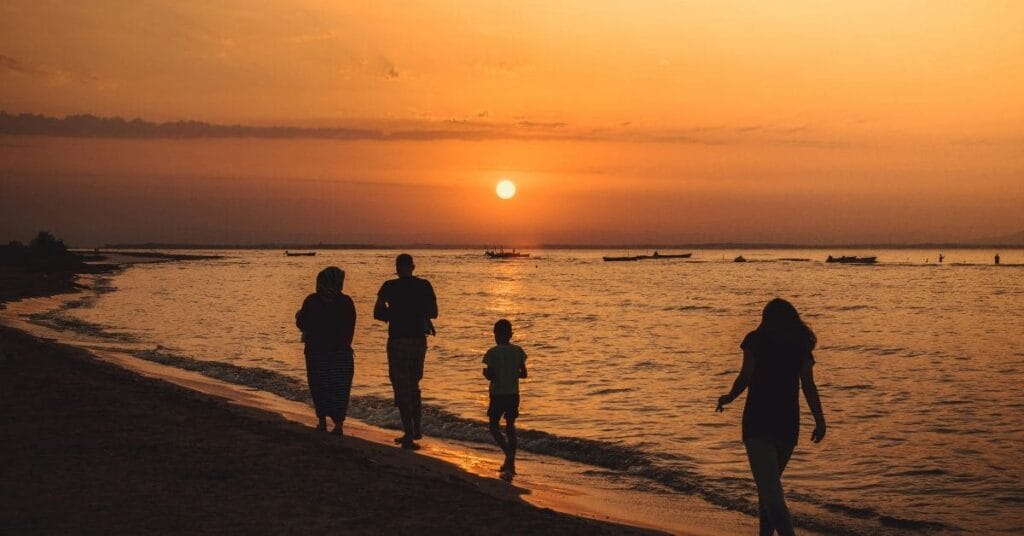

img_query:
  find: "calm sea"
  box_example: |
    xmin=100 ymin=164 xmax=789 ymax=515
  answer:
xmin=48 ymin=248 xmax=1024 ymax=534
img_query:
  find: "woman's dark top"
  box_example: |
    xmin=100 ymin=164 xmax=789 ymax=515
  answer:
xmin=741 ymin=330 xmax=814 ymax=445
xmin=295 ymin=293 xmax=356 ymax=353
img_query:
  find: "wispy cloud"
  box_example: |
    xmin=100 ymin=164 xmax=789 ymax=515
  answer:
xmin=0 ymin=111 xmax=851 ymax=147
xmin=0 ymin=54 xmax=44 ymax=76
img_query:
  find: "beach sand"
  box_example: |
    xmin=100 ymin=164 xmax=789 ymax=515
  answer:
xmin=0 ymin=324 xmax=655 ymax=534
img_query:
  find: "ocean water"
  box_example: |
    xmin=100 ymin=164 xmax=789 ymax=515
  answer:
xmin=50 ymin=248 xmax=1024 ymax=534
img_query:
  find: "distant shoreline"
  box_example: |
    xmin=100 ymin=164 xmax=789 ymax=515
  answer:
xmin=94 ymin=243 xmax=1024 ymax=251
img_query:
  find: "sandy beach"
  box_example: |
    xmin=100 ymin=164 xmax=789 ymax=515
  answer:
xmin=0 ymin=322 xmax=663 ymax=534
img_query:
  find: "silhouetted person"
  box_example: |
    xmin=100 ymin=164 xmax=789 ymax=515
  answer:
xmin=374 ymin=254 xmax=438 ymax=449
xmin=295 ymin=267 xmax=356 ymax=435
xmin=717 ymin=298 xmax=826 ymax=536
xmin=938 ymin=253 xmax=944 ymax=264
xmin=995 ymin=253 xmax=1000 ymax=265
xmin=483 ymin=319 xmax=528 ymax=474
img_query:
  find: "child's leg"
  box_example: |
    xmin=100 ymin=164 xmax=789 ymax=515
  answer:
xmin=506 ymin=418 xmax=517 ymax=460
xmin=505 ymin=418 xmax=518 ymax=472
xmin=489 ymin=415 xmax=509 ymax=455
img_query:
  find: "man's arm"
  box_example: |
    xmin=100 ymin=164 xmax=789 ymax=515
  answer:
xmin=373 ymin=285 xmax=389 ymax=322
xmin=425 ymin=281 xmax=438 ymax=320
xmin=519 ymin=361 xmax=528 ymax=379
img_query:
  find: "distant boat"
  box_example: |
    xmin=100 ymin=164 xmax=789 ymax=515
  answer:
xmin=646 ymin=251 xmax=692 ymax=259
xmin=734 ymin=255 xmax=748 ymax=263
xmin=826 ymin=255 xmax=877 ymax=264
xmin=285 ymin=251 xmax=317 ymax=257
xmin=602 ymin=251 xmax=692 ymax=262
xmin=485 ymin=248 xmax=530 ymax=259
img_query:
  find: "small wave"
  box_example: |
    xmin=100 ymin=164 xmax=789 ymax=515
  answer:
xmin=824 ymin=304 xmax=875 ymax=311
xmin=587 ymin=387 xmax=636 ymax=396
xmin=890 ymin=468 xmax=948 ymax=477
xmin=832 ymin=384 xmax=874 ymax=391
xmin=662 ymin=305 xmax=726 ymax=313
xmin=28 ymin=311 xmax=137 ymax=343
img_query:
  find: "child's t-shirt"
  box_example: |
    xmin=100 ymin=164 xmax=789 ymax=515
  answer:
xmin=483 ymin=343 xmax=527 ymax=395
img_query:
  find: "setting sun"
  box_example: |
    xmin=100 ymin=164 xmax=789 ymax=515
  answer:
xmin=496 ymin=180 xmax=516 ymax=200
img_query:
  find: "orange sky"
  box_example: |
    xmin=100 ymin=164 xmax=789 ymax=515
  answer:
xmin=1 ymin=1 xmax=1022 ymax=245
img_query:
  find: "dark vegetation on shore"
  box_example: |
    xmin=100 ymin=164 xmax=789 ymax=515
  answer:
xmin=0 ymin=231 xmax=116 ymax=303
xmin=0 ymin=232 xmax=225 ymax=304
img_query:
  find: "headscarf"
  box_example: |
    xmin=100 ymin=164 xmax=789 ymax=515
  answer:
xmin=316 ymin=266 xmax=345 ymax=301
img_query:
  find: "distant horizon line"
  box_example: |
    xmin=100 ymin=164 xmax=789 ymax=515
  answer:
xmin=91 ymin=242 xmax=1024 ymax=251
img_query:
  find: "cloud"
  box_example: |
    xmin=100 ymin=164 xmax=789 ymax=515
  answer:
xmin=375 ymin=56 xmax=399 ymax=79
xmin=517 ymin=121 xmax=567 ymax=128
xmin=0 ymin=53 xmax=118 ymax=89
xmin=0 ymin=110 xmax=851 ymax=147
xmin=0 ymin=54 xmax=44 ymax=76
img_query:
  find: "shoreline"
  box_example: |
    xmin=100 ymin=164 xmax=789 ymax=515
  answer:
xmin=0 ymin=258 xmax=749 ymax=534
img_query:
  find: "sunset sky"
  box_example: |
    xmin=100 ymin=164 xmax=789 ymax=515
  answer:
xmin=2 ymin=1 xmax=1022 ymax=245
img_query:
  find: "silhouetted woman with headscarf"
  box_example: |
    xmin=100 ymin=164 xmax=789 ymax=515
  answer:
xmin=296 ymin=267 xmax=356 ymax=435
xmin=717 ymin=298 xmax=827 ymax=536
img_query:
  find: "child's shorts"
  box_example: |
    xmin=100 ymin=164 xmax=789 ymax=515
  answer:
xmin=487 ymin=394 xmax=520 ymax=420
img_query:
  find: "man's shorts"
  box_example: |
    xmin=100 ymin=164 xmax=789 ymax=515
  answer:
xmin=487 ymin=394 xmax=520 ymax=420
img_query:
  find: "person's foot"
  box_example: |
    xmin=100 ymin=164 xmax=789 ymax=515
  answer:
xmin=400 ymin=439 xmax=420 ymax=450
xmin=315 ymin=422 xmax=328 ymax=432
xmin=330 ymin=424 xmax=343 ymax=436
xmin=499 ymin=458 xmax=516 ymax=474
xmin=393 ymin=435 xmax=411 ymax=444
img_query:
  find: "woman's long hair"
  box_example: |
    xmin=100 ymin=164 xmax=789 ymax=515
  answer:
xmin=757 ymin=298 xmax=816 ymax=351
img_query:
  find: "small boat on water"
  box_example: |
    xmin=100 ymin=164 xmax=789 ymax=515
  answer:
xmin=734 ymin=255 xmax=748 ymax=263
xmin=646 ymin=251 xmax=692 ymax=259
xmin=485 ymin=248 xmax=530 ymax=259
xmin=285 ymin=251 xmax=317 ymax=257
xmin=602 ymin=251 xmax=693 ymax=262
xmin=826 ymin=255 xmax=877 ymax=264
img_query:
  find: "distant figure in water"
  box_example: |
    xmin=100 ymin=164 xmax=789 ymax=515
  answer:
xmin=375 ymin=253 xmax=438 ymax=449
xmin=483 ymin=319 xmax=528 ymax=475
xmin=295 ymin=267 xmax=356 ymax=435
xmin=717 ymin=298 xmax=827 ymax=536
xmin=938 ymin=253 xmax=944 ymax=264
xmin=995 ymin=253 xmax=1000 ymax=265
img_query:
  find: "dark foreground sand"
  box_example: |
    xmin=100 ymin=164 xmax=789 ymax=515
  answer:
xmin=0 ymin=262 xmax=649 ymax=535
xmin=0 ymin=326 xmax=651 ymax=534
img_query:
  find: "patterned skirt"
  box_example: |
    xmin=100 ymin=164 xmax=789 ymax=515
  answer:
xmin=304 ymin=349 xmax=354 ymax=421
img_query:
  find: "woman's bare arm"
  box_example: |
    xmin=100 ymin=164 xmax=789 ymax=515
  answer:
xmin=800 ymin=360 xmax=827 ymax=442
xmin=717 ymin=348 xmax=755 ymax=411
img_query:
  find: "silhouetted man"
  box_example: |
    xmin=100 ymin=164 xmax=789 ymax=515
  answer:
xmin=374 ymin=253 xmax=438 ymax=449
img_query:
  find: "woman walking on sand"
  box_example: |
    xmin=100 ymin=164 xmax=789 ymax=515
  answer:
xmin=717 ymin=298 xmax=827 ymax=536
xmin=296 ymin=267 xmax=356 ymax=435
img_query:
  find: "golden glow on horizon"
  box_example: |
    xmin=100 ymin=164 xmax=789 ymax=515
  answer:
xmin=0 ymin=2 xmax=1022 ymax=245
xmin=496 ymin=180 xmax=517 ymax=200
